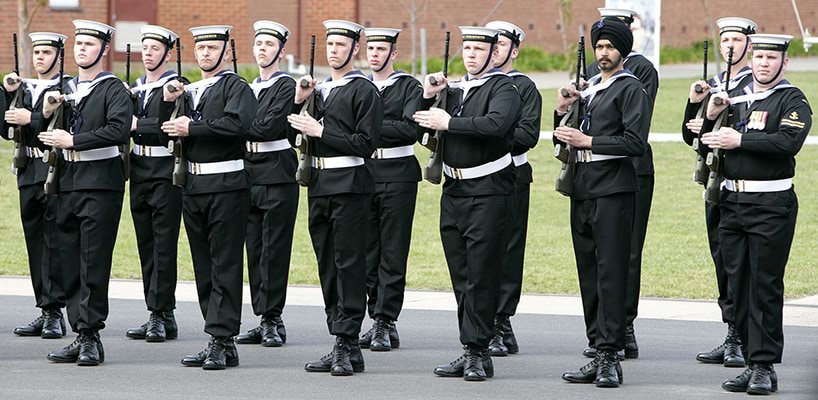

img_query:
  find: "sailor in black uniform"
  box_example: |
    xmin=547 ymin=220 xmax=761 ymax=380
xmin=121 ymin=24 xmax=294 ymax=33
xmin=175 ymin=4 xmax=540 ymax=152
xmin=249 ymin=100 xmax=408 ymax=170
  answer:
xmin=682 ymin=17 xmax=757 ymax=368
xmin=356 ymin=27 xmax=422 ymax=352
xmin=556 ymin=18 xmax=648 ymax=387
xmin=234 ymin=20 xmax=297 ymax=349
xmin=581 ymin=8 xmax=657 ymax=360
xmin=40 ymin=20 xmax=133 ymax=366
xmin=287 ymin=19 xmax=383 ymax=376
xmin=124 ymin=24 xmax=182 ymax=344
xmin=701 ymin=33 xmax=811 ymax=395
xmin=3 ymin=32 xmax=68 ymax=340
xmin=483 ymin=20 xmax=542 ymax=358
xmin=160 ymin=25 xmax=256 ymax=370
xmin=414 ymin=26 xmax=521 ymax=382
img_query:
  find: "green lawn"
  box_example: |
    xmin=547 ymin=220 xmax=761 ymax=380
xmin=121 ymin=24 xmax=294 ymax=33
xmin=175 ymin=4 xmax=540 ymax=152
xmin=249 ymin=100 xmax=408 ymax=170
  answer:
xmin=1 ymin=71 xmax=816 ymax=300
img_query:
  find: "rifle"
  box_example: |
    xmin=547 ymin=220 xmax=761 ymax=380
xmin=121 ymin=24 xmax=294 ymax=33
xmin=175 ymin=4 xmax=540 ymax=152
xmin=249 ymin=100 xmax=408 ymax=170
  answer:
xmin=9 ymin=32 xmax=27 ymax=174
xmin=294 ymin=35 xmax=315 ymax=187
xmin=121 ymin=44 xmax=132 ymax=181
xmin=230 ymin=39 xmax=238 ymax=72
xmin=168 ymin=38 xmax=188 ymax=187
xmin=43 ymin=45 xmax=65 ymax=195
xmin=692 ymin=40 xmax=710 ymax=185
xmin=703 ymin=46 xmax=734 ymax=204
xmin=420 ymin=31 xmax=450 ymax=185
xmin=554 ymin=35 xmax=585 ymax=197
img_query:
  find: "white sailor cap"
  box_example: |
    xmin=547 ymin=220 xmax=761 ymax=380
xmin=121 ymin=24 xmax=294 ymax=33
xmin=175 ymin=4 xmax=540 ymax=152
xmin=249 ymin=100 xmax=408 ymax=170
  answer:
xmin=459 ymin=26 xmax=500 ymax=44
xmin=364 ymin=28 xmax=401 ymax=43
xmin=749 ymin=34 xmax=793 ymax=52
xmin=73 ymin=20 xmax=115 ymax=42
xmin=485 ymin=21 xmax=526 ymax=45
xmin=29 ymin=32 xmax=67 ymax=48
xmin=598 ymin=8 xmax=636 ymax=25
xmin=140 ymin=25 xmax=178 ymax=47
xmin=323 ymin=20 xmax=364 ymax=41
xmin=189 ymin=25 xmax=232 ymax=43
xmin=716 ymin=17 xmax=757 ymax=36
xmin=253 ymin=20 xmax=290 ymax=44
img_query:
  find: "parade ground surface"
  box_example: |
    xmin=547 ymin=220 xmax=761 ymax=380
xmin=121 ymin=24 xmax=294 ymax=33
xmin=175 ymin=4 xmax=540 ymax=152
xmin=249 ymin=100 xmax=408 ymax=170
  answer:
xmin=1 ymin=277 xmax=817 ymax=400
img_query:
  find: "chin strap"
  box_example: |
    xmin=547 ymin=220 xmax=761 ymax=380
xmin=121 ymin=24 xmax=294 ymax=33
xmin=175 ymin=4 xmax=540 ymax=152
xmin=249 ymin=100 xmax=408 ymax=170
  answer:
xmin=333 ymin=40 xmax=357 ymax=70
xmin=474 ymin=43 xmax=496 ymax=76
xmin=755 ymin=50 xmax=787 ymax=86
xmin=78 ymin=42 xmax=108 ymax=70
xmin=497 ymin=43 xmax=515 ymax=70
xmin=147 ymin=45 xmax=172 ymax=72
xmin=373 ymin=44 xmax=394 ymax=73
xmin=200 ymin=41 xmax=228 ymax=73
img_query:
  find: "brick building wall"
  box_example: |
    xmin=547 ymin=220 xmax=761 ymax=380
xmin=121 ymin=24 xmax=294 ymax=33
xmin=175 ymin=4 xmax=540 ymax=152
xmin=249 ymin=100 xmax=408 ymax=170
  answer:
xmin=2 ymin=0 xmax=817 ymax=71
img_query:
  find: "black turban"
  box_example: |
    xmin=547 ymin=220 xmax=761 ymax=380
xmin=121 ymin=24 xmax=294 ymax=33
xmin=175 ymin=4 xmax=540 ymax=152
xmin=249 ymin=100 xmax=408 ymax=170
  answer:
xmin=591 ymin=17 xmax=633 ymax=58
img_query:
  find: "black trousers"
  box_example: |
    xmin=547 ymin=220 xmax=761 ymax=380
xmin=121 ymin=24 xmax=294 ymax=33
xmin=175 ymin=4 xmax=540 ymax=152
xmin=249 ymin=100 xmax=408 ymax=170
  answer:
xmin=706 ymin=200 xmax=735 ymax=325
xmin=309 ymin=193 xmax=371 ymax=338
xmin=58 ymin=190 xmax=124 ymax=332
xmin=719 ymin=189 xmax=797 ymax=364
xmin=496 ymin=181 xmax=529 ymax=317
xmin=184 ymin=189 xmax=249 ymax=338
xmin=573 ymin=192 xmax=634 ymax=352
xmin=625 ymin=175 xmax=654 ymax=326
xmin=440 ymin=193 xmax=512 ymax=348
xmin=365 ymin=181 xmax=418 ymax=321
xmin=246 ymin=183 xmax=299 ymax=319
xmin=19 ymin=184 xmax=64 ymax=310
xmin=130 ymin=179 xmax=182 ymax=313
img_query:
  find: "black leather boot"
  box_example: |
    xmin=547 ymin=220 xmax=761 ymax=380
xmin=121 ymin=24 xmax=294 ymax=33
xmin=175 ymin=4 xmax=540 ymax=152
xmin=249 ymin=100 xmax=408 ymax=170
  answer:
xmin=747 ymin=363 xmax=778 ymax=395
xmin=77 ymin=330 xmax=104 ymax=366
xmin=462 ymin=346 xmax=489 ymax=381
xmin=272 ymin=316 xmax=287 ymax=344
xmin=488 ymin=316 xmax=509 ymax=357
xmin=145 ymin=312 xmax=167 ymax=343
xmin=433 ymin=346 xmax=494 ymax=378
xmin=261 ymin=317 xmax=284 ymax=347
xmin=305 ymin=339 xmax=365 ymax=373
xmin=203 ymin=337 xmax=238 ymax=370
xmin=235 ymin=325 xmax=263 ymax=345
xmin=47 ymin=335 xmax=82 ymax=363
xmin=181 ymin=338 xmax=239 ymax=368
xmin=595 ymin=350 xmax=622 ymax=388
xmin=562 ymin=356 xmax=599 ymax=384
xmin=722 ymin=366 xmax=754 ymax=392
xmin=583 ymin=346 xmax=625 ymax=361
xmin=370 ymin=317 xmax=393 ymax=351
xmin=497 ymin=314 xmax=518 ymax=354
xmin=331 ymin=336 xmax=354 ymax=376
xmin=162 ymin=311 xmax=178 ymax=340
xmin=624 ymin=325 xmax=638 ymax=359
xmin=14 ymin=312 xmax=45 ymax=336
xmin=723 ymin=324 xmax=745 ymax=368
xmin=41 ymin=308 xmax=66 ymax=339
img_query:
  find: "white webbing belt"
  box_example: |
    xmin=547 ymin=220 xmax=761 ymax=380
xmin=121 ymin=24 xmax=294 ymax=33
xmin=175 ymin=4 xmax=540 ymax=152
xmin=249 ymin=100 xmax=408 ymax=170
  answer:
xmin=245 ymin=139 xmax=291 ymax=153
xmin=372 ymin=145 xmax=415 ymax=160
xmin=133 ymin=145 xmax=172 ymax=157
xmin=576 ymin=150 xmax=627 ymax=163
xmin=26 ymin=147 xmax=44 ymax=158
xmin=311 ymin=156 xmax=365 ymax=169
xmin=443 ymin=153 xmax=512 ymax=180
xmin=62 ymin=146 xmax=120 ymax=162
xmin=512 ymin=153 xmax=528 ymax=167
xmin=187 ymin=159 xmax=244 ymax=175
xmin=724 ymin=178 xmax=792 ymax=193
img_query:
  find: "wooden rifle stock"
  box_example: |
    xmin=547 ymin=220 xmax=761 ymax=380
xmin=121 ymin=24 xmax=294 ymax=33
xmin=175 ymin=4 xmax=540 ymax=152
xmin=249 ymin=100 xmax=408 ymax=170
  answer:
xmin=422 ymin=31 xmax=450 ymax=185
xmin=295 ymin=35 xmax=316 ymax=187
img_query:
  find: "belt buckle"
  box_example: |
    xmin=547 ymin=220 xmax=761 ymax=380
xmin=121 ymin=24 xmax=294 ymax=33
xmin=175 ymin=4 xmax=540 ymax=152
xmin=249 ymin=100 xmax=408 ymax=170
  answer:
xmin=68 ymin=150 xmax=77 ymax=162
xmin=193 ymin=163 xmax=200 ymax=175
xmin=251 ymin=142 xmax=259 ymax=153
xmin=315 ymin=157 xmax=324 ymax=169
xmin=451 ymin=167 xmax=462 ymax=180
xmin=374 ymin=149 xmax=384 ymax=159
xmin=734 ymin=180 xmax=745 ymax=192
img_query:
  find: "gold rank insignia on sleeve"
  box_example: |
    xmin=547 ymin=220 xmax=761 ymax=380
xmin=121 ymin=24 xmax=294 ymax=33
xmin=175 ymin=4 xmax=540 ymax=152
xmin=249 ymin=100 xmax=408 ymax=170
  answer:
xmin=780 ymin=110 xmax=806 ymax=129
xmin=789 ymin=111 xmax=799 ymax=120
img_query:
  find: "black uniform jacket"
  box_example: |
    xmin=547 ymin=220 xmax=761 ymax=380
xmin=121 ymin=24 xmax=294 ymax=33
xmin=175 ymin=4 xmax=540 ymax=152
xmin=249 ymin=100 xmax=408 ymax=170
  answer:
xmin=508 ymin=71 xmax=542 ymax=184
xmin=2 ymin=74 xmax=71 ymax=188
xmin=588 ymin=53 xmax=657 ymax=176
xmin=158 ymin=70 xmax=257 ymax=195
xmin=246 ymin=72 xmax=297 ymax=185
xmin=681 ymin=68 xmax=754 ymax=150
xmin=702 ymin=80 xmax=812 ymax=204
xmin=554 ymin=71 xmax=648 ymax=201
xmin=365 ymin=72 xmax=423 ymax=183
xmin=131 ymin=71 xmax=178 ymax=183
xmin=418 ymin=69 xmax=521 ymax=197
xmin=57 ymin=73 xmax=132 ymax=193
xmin=287 ymin=71 xmax=383 ymax=197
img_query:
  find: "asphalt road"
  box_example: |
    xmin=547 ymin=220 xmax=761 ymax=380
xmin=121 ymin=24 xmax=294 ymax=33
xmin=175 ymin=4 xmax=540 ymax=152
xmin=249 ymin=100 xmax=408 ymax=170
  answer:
xmin=2 ymin=295 xmax=817 ymax=400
